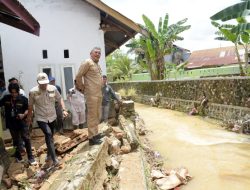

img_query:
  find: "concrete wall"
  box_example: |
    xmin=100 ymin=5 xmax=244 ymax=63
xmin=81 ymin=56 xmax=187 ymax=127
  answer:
xmin=110 ymin=77 xmax=250 ymax=121
xmin=0 ymin=0 xmax=106 ymax=98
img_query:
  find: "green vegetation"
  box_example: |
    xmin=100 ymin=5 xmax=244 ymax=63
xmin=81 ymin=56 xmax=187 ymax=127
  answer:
xmin=117 ymin=88 xmax=137 ymax=98
xmin=126 ymin=13 xmax=190 ymax=80
xmin=106 ymin=50 xmax=139 ymax=81
xmin=211 ymin=0 xmax=250 ymax=75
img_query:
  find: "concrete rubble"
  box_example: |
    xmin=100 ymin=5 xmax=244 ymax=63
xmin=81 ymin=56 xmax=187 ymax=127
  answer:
xmin=1 ymin=99 xmax=192 ymax=190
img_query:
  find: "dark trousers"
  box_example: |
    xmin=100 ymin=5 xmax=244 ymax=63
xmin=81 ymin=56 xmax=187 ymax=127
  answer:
xmin=37 ymin=120 xmax=57 ymax=162
xmin=8 ymin=120 xmax=33 ymax=160
xmin=55 ymin=102 xmax=63 ymax=132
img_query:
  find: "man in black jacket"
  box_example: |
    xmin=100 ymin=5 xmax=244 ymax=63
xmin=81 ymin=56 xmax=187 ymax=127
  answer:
xmin=0 ymin=83 xmax=36 ymax=165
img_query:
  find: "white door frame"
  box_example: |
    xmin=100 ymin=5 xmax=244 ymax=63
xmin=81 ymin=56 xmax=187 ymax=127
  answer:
xmin=39 ymin=64 xmax=55 ymax=77
xmin=60 ymin=64 xmax=75 ymax=99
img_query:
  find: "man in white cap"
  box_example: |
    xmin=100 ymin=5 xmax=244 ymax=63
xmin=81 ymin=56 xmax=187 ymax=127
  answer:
xmin=27 ymin=73 xmax=68 ymax=167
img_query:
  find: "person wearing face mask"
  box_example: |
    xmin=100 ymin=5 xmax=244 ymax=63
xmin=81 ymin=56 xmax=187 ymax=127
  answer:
xmin=27 ymin=73 xmax=68 ymax=167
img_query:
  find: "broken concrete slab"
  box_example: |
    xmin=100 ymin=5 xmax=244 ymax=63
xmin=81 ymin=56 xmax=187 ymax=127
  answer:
xmin=119 ymin=115 xmax=139 ymax=150
xmin=39 ymin=138 xmax=109 ymax=190
xmin=118 ymin=151 xmax=147 ymax=190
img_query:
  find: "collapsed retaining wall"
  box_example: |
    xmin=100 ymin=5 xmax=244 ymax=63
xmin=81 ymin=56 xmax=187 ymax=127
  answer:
xmin=110 ymin=77 xmax=250 ymax=121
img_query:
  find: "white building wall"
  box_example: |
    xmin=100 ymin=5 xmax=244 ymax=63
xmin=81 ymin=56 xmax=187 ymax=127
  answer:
xmin=0 ymin=0 xmax=106 ymax=97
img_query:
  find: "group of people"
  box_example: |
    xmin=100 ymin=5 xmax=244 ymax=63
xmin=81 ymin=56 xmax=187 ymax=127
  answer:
xmin=0 ymin=46 xmax=119 ymax=167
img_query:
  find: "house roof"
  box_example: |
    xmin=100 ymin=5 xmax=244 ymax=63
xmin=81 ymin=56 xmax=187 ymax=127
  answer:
xmin=85 ymin=0 xmax=146 ymax=56
xmin=0 ymin=0 xmax=40 ymax=35
xmin=186 ymin=46 xmax=244 ymax=69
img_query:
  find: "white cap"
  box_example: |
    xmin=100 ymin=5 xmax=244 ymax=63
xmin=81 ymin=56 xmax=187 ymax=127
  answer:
xmin=37 ymin=73 xmax=49 ymax=84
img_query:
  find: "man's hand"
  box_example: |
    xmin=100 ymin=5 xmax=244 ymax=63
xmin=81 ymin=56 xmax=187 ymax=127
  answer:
xmin=63 ymin=110 xmax=69 ymax=118
xmin=17 ymin=114 xmax=25 ymax=120
xmin=75 ymin=81 xmax=84 ymax=93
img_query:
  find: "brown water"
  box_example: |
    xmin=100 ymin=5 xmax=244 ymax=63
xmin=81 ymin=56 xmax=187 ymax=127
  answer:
xmin=135 ymin=103 xmax=250 ymax=190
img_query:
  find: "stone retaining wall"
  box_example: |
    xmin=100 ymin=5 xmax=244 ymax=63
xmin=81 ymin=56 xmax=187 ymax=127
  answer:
xmin=135 ymin=95 xmax=250 ymax=121
xmin=111 ymin=77 xmax=250 ymax=121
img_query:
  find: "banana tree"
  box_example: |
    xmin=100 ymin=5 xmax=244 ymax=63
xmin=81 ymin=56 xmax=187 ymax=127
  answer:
xmin=126 ymin=35 xmax=159 ymax=79
xmin=142 ymin=13 xmax=191 ymax=80
xmin=212 ymin=17 xmax=250 ymax=75
xmin=210 ymin=0 xmax=250 ymax=21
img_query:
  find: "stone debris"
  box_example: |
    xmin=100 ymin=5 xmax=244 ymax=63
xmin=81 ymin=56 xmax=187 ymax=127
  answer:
xmin=119 ymin=115 xmax=139 ymax=150
xmin=135 ymin=114 xmax=147 ymax=135
xmin=120 ymin=138 xmax=131 ymax=154
xmin=222 ymin=116 xmax=250 ymax=134
xmin=108 ymin=136 xmax=121 ymax=155
xmin=153 ymin=167 xmax=192 ymax=190
xmin=120 ymin=100 xmax=135 ymax=119
xmin=2 ymin=177 xmax=12 ymax=188
xmin=1 ymin=100 xmax=192 ymax=190
xmin=151 ymin=169 xmax=166 ymax=180
xmin=0 ymin=165 xmax=3 ymax=182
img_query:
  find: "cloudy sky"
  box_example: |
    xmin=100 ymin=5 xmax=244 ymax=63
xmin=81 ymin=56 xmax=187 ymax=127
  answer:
xmin=102 ymin=0 xmax=240 ymax=52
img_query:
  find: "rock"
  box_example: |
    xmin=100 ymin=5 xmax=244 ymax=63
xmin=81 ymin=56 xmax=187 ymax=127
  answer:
xmin=37 ymin=144 xmax=47 ymax=156
xmin=135 ymin=116 xmax=146 ymax=135
xmin=232 ymin=124 xmax=242 ymax=133
xmin=0 ymin=165 xmax=3 ymax=182
xmin=112 ymin=127 xmax=123 ymax=134
xmin=2 ymin=177 xmax=12 ymax=188
xmin=120 ymin=100 xmax=135 ymax=118
xmin=111 ymin=157 xmax=119 ymax=170
xmin=13 ymin=170 xmax=28 ymax=181
xmin=109 ymin=138 xmax=121 ymax=155
xmin=56 ymin=132 xmax=88 ymax=154
xmin=119 ymin=115 xmax=139 ymax=150
xmin=39 ymin=153 xmax=47 ymax=166
xmin=115 ymin=132 xmax=124 ymax=140
xmin=175 ymin=167 xmax=192 ymax=184
xmin=120 ymin=139 xmax=131 ymax=154
xmin=7 ymin=162 xmax=24 ymax=178
xmin=120 ymin=145 xmax=131 ymax=154
xmin=156 ymin=174 xmax=182 ymax=190
xmin=26 ymin=167 xmax=36 ymax=178
xmin=54 ymin=135 xmax=71 ymax=148
xmin=99 ymin=123 xmax=113 ymax=136
xmin=151 ymin=170 xmax=165 ymax=180
xmin=10 ymin=185 xmax=19 ymax=190
xmin=69 ymin=128 xmax=88 ymax=139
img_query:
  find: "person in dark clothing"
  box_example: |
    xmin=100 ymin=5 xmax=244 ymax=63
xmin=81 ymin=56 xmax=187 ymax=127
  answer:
xmin=49 ymin=76 xmax=65 ymax=134
xmin=0 ymin=83 xmax=36 ymax=165
xmin=101 ymin=75 xmax=120 ymax=123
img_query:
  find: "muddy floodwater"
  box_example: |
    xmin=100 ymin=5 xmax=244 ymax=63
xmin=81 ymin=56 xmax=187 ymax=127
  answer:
xmin=135 ymin=103 xmax=250 ymax=190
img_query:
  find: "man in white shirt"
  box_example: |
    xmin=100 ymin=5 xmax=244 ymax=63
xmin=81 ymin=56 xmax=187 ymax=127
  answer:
xmin=27 ymin=73 xmax=68 ymax=167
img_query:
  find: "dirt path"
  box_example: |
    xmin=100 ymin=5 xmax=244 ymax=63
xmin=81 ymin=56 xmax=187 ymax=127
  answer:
xmin=135 ymin=103 xmax=250 ymax=190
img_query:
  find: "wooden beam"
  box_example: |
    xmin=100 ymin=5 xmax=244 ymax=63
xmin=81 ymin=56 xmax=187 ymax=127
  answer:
xmin=102 ymin=17 xmax=134 ymax=38
xmin=105 ymin=39 xmax=119 ymax=49
xmin=100 ymin=23 xmax=122 ymax=32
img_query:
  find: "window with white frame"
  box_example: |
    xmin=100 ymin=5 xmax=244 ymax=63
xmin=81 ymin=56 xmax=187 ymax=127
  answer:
xmin=61 ymin=65 xmax=75 ymax=99
xmin=39 ymin=65 xmax=55 ymax=78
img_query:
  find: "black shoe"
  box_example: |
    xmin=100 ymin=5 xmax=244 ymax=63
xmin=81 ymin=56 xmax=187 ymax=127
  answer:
xmin=89 ymin=138 xmax=102 ymax=146
xmin=95 ymin=133 xmax=105 ymax=140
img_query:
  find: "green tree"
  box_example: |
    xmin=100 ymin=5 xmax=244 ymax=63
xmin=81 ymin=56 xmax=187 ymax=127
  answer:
xmin=106 ymin=50 xmax=137 ymax=81
xmin=210 ymin=0 xmax=250 ymax=21
xmin=127 ymin=13 xmax=190 ymax=80
xmin=211 ymin=1 xmax=250 ymax=75
xmin=211 ymin=21 xmax=246 ymax=75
